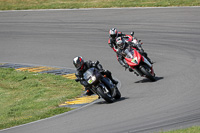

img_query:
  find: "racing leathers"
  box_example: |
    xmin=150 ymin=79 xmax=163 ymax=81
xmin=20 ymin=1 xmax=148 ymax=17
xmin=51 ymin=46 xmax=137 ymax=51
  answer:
xmin=108 ymin=32 xmax=125 ymax=52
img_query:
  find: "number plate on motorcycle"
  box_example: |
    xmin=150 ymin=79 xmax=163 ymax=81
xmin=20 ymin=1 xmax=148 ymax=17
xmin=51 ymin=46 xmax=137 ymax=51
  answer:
xmin=88 ymin=79 xmax=93 ymax=84
xmin=131 ymin=57 xmax=138 ymax=64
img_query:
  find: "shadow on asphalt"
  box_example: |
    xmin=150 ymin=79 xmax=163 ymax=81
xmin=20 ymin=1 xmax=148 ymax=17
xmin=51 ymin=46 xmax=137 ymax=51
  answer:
xmin=134 ymin=76 xmax=164 ymax=83
xmin=95 ymin=97 xmax=129 ymax=104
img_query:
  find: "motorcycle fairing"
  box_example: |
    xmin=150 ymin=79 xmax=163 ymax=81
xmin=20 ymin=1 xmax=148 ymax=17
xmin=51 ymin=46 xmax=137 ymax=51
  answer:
xmin=101 ymin=77 xmax=115 ymax=92
xmin=131 ymin=57 xmax=138 ymax=64
xmin=125 ymin=48 xmax=142 ymax=68
xmin=142 ymin=56 xmax=152 ymax=68
xmin=83 ymin=68 xmax=101 ymax=85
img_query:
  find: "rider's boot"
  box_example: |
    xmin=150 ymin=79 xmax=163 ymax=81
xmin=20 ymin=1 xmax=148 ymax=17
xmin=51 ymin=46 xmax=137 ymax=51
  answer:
xmin=129 ymin=67 xmax=134 ymax=72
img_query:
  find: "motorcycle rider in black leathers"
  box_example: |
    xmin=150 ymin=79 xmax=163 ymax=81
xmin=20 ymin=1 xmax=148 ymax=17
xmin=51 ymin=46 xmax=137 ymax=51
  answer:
xmin=73 ymin=56 xmax=118 ymax=96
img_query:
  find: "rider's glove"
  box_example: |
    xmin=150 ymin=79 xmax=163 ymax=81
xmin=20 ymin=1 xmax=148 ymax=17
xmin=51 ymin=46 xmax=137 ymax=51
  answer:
xmin=95 ymin=61 xmax=99 ymax=66
xmin=75 ymin=78 xmax=82 ymax=82
xmin=123 ymin=64 xmax=129 ymax=70
xmin=75 ymin=78 xmax=79 ymax=82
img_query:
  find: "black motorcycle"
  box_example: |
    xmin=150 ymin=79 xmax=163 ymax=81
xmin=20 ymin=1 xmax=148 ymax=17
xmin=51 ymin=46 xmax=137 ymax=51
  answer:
xmin=79 ymin=67 xmax=121 ymax=103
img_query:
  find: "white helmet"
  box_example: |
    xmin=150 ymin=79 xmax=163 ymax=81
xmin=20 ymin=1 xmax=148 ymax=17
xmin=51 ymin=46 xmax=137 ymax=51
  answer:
xmin=109 ymin=28 xmax=118 ymax=39
xmin=116 ymin=37 xmax=125 ymax=49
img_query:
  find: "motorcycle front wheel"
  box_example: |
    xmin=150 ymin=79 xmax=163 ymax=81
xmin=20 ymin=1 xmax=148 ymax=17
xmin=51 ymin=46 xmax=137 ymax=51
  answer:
xmin=140 ymin=65 xmax=156 ymax=81
xmin=96 ymin=87 xmax=114 ymax=103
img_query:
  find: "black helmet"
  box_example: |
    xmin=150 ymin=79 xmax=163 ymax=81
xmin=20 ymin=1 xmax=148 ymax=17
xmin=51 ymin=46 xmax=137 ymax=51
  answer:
xmin=73 ymin=56 xmax=84 ymax=70
xmin=109 ymin=28 xmax=118 ymax=39
xmin=116 ymin=37 xmax=125 ymax=49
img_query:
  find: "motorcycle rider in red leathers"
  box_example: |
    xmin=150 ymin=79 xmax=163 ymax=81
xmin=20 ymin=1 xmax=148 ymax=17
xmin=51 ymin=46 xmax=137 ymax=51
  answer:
xmin=108 ymin=28 xmax=130 ymax=69
xmin=108 ymin=28 xmax=126 ymax=53
xmin=73 ymin=56 xmax=118 ymax=96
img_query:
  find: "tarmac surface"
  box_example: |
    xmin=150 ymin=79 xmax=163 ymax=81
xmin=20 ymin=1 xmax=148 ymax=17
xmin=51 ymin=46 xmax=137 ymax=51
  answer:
xmin=0 ymin=7 xmax=200 ymax=133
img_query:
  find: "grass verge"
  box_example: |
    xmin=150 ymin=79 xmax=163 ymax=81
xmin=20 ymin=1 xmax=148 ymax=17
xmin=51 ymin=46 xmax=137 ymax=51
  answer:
xmin=0 ymin=0 xmax=200 ymax=10
xmin=0 ymin=68 xmax=83 ymax=130
xmin=159 ymin=126 xmax=200 ymax=133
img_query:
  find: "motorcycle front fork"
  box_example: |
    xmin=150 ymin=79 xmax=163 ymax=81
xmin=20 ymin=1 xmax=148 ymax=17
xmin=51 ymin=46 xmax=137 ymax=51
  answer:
xmin=92 ymin=85 xmax=110 ymax=99
xmin=131 ymin=67 xmax=143 ymax=77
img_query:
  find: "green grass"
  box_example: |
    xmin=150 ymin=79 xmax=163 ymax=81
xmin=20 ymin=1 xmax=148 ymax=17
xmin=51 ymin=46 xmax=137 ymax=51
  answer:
xmin=159 ymin=126 xmax=200 ymax=133
xmin=0 ymin=0 xmax=199 ymax=10
xmin=0 ymin=68 xmax=83 ymax=130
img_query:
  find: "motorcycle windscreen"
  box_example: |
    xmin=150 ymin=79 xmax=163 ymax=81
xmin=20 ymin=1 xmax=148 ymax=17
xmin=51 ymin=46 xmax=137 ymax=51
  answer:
xmin=83 ymin=68 xmax=101 ymax=85
xmin=83 ymin=68 xmax=94 ymax=80
xmin=125 ymin=48 xmax=142 ymax=67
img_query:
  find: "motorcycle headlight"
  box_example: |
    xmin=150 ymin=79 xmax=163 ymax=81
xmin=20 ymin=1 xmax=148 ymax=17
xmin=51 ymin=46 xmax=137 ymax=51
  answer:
xmin=88 ymin=76 xmax=96 ymax=84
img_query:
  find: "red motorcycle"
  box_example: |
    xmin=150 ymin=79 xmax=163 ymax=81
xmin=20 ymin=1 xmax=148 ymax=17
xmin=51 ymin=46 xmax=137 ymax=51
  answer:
xmin=123 ymin=33 xmax=156 ymax=81
xmin=109 ymin=32 xmax=156 ymax=81
xmin=124 ymin=45 xmax=156 ymax=81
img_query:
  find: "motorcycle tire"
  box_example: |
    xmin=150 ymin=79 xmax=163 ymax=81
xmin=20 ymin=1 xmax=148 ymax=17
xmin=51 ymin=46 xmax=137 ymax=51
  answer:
xmin=114 ymin=87 xmax=121 ymax=100
xmin=96 ymin=87 xmax=114 ymax=103
xmin=140 ymin=65 xmax=156 ymax=81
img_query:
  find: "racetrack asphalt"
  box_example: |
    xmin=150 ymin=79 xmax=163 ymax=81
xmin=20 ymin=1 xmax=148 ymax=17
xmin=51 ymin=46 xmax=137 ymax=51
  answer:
xmin=0 ymin=7 xmax=200 ymax=133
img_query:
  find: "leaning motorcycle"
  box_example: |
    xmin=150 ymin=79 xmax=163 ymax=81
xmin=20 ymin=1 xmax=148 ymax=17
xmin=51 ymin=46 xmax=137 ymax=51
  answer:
xmin=79 ymin=67 xmax=121 ymax=103
xmin=123 ymin=46 xmax=156 ymax=81
xmin=119 ymin=32 xmax=156 ymax=81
